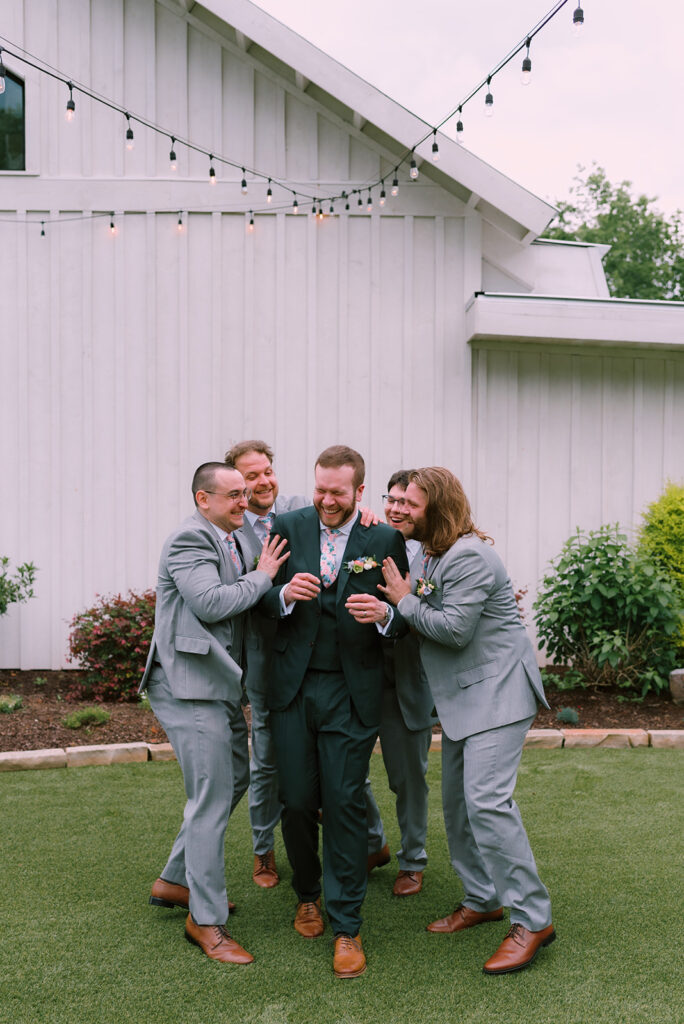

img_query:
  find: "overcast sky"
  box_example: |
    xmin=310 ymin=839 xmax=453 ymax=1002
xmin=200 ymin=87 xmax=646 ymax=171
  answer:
xmin=252 ymin=0 xmax=682 ymax=219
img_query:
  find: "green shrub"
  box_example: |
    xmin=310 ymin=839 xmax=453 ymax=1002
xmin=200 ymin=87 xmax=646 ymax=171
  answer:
xmin=638 ymin=482 xmax=684 ymax=657
xmin=0 ymin=557 xmax=37 ymax=616
xmin=33 ymin=676 xmax=47 ymax=687
xmin=62 ymin=707 xmax=111 ymax=729
xmin=639 ymin=482 xmax=684 ymax=589
xmin=533 ymin=525 xmax=682 ymax=697
xmin=556 ymin=706 xmax=580 ymax=725
xmin=67 ymin=590 xmax=156 ymax=702
xmin=0 ymin=694 xmax=23 ymax=713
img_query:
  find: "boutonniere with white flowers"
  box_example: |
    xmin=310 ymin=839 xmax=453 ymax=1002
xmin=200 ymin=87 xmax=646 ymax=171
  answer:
xmin=344 ymin=555 xmax=379 ymax=574
xmin=416 ymin=577 xmax=437 ymax=597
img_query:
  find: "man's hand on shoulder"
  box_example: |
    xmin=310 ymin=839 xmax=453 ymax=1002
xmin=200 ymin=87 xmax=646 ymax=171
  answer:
xmin=256 ymin=534 xmax=290 ymax=580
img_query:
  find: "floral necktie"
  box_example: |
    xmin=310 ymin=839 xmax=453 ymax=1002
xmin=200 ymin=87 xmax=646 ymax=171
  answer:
xmin=255 ymin=511 xmax=275 ymax=543
xmin=320 ymin=527 xmax=341 ymax=587
xmin=225 ymin=534 xmax=243 ymax=573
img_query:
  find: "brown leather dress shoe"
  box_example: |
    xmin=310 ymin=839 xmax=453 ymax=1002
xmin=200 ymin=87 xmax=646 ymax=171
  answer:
xmin=184 ymin=915 xmax=254 ymax=964
xmin=367 ymin=844 xmax=391 ymax=873
xmin=483 ymin=923 xmax=556 ymax=974
xmin=252 ymin=850 xmax=279 ymax=888
xmin=427 ymin=903 xmax=504 ymax=933
xmin=150 ymin=877 xmax=235 ymax=913
xmin=393 ymin=870 xmax=423 ymax=896
xmin=333 ymin=934 xmax=366 ymax=978
xmin=294 ymin=898 xmax=325 ymax=937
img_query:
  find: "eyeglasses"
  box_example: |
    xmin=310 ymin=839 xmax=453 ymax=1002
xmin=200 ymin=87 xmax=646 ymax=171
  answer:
xmin=382 ymin=494 xmax=407 ymax=507
xmin=204 ymin=489 xmax=249 ymax=501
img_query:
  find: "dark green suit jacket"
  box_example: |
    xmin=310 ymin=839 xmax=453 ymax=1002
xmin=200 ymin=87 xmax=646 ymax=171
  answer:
xmin=259 ymin=507 xmax=409 ymax=727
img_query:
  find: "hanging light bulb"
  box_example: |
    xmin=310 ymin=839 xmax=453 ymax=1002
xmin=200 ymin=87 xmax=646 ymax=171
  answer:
xmin=312 ymin=199 xmax=317 ymax=217
xmin=124 ymin=113 xmax=135 ymax=150
xmin=391 ymin=173 xmax=399 ymax=197
xmin=410 ymin=152 xmax=419 ymax=180
xmin=209 ymin=155 xmax=216 ymax=184
xmin=366 ymin=190 xmax=373 ymax=213
xmin=329 ymin=202 xmax=334 ymax=215
xmin=65 ymin=82 xmax=75 ymax=122
xmin=169 ymin=137 xmax=177 ymax=171
xmin=431 ymin=130 xmax=439 ymax=162
xmin=241 ymin=168 xmax=248 ymax=194
xmin=109 ymin=214 xmax=117 ymax=236
xmin=266 ymin=179 xmax=273 ymax=203
xmin=40 ymin=221 xmax=45 ymax=238
xmin=317 ymin=206 xmax=324 ymax=220
xmin=521 ymin=39 xmax=532 ymax=85
xmin=456 ymin=107 xmax=464 ymax=144
xmin=484 ymin=77 xmax=494 ymax=117
xmin=247 ymin=211 xmax=255 ymax=233
xmin=177 ymin=212 xmax=183 ymax=232
xmin=0 ymin=50 xmax=6 ymax=96
xmin=357 ymin=193 xmax=363 ymax=208
xmin=572 ymin=3 xmax=584 ymax=34
xmin=293 ymin=194 xmax=299 ymax=214
xmin=379 ymin=182 xmax=386 ymax=206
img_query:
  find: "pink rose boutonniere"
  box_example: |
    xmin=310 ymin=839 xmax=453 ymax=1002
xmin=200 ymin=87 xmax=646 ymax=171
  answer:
xmin=416 ymin=577 xmax=437 ymax=598
xmin=344 ymin=555 xmax=379 ymax=574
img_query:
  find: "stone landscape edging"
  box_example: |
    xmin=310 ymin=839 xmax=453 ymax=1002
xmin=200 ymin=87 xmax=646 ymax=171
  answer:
xmin=0 ymin=730 xmax=683 ymax=772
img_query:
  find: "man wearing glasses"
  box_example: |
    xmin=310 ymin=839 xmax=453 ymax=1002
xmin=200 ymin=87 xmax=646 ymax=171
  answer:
xmin=363 ymin=472 xmax=435 ymax=896
xmin=140 ymin=461 xmax=288 ymax=964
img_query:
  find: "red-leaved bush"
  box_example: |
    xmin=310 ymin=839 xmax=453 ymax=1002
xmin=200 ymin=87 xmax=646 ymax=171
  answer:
xmin=67 ymin=590 xmax=156 ymax=702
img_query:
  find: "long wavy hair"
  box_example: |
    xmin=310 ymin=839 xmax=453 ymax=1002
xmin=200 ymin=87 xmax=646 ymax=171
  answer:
xmin=409 ymin=467 xmax=491 ymax=555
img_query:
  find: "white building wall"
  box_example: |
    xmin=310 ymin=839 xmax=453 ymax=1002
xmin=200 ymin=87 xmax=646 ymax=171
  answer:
xmin=0 ymin=0 xmax=472 ymax=666
xmin=471 ymin=343 xmax=684 ymax=624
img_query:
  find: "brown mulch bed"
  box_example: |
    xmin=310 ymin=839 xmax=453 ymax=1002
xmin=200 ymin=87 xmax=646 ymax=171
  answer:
xmin=1 ymin=668 xmax=682 ymax=754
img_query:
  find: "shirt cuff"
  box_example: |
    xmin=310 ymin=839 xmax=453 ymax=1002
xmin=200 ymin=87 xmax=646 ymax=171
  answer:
xmin=279 ymin=586 xmax=296 ymax=617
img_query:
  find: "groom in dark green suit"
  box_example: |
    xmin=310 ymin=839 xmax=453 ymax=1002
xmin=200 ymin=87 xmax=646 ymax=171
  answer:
xmin=259 ymin=445 xmax=409 ymax=979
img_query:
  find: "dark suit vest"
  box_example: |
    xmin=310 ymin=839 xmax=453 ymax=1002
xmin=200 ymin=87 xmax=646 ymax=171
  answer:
xmin=307 ymin=575 xmax=343 ymax=672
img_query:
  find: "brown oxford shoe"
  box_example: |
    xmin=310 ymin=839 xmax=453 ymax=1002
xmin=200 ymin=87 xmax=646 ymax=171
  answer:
xmin=294 ymin=898 xmax=325 ymax=938
xmin=367 ymin=844 xmax=391 ymax=873
xmin=393 ymin=870 xmax=423 ymax=896
xmin=427 ymin=903 xmax=504 ymax=933
xmin=252 ymin=850 xmax=279 ymax=888
xmin=333 ymin=934 xmax=366 ymax=979
xmin=150 ymin=877 xmax=190 ymax=910
xmin=483 ymin=922 xmax=556 ymax=974
xmin=185 ymin=914 xmax=254 ymax=964
xmin=150 ymin=877 xmax=235 ymax=913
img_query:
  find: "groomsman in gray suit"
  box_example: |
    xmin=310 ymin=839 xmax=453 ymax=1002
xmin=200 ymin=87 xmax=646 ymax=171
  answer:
xmin=380 ymin=467 xmax=555 ymax=975
xmin=359 ymin=471 xmax=435 ymax=896
xmin=224 ymin=440 xmax=308 ymax=890
xmin=140 ymin=461 xmax=288 ymax=964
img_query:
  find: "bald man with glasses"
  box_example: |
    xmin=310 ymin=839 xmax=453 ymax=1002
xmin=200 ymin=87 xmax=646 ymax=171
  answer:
xmin=140 ymin=462 xmax=288 ymax=964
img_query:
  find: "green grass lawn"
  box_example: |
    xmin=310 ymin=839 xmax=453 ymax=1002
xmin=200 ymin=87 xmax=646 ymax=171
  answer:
xmin=1 ymin=750 xmax=683 ymax=1024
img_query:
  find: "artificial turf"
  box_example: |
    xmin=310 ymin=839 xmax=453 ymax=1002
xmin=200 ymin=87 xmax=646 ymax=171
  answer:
xmin=1 ymin=749 xmax=682 ymax=1024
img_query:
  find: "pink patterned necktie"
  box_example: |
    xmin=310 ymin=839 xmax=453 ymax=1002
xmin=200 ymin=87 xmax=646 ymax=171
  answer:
xmin=225 ymin=533 xmax=243 ymax=573
xmin=320 ymin=527 xmax=341 ymax=587
xmin=256 ymin=512 xmax=275 ymax=542
xmin=421 ymin=551 xmax=431 ymax=578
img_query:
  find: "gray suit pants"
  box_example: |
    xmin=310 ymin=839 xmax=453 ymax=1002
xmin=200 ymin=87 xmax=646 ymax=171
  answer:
xmin=441 ymin=715 xmax=551 ymax=931
xmin=147 ymin=668 xmax=249 ymax=925
xmin=246 ymin=684 xmax=283 ymax=854
xmin=364 ymin=685 xmax=431 ymax=872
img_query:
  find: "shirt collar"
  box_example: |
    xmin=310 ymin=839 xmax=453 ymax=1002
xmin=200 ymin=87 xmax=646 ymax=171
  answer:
xmin=207 ymin=520 xmax=231 ymax=543
xmin=318 ymin=510 xmax=359 ymax=538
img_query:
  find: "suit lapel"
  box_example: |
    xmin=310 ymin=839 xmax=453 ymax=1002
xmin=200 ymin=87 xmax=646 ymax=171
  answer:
xmin=335 ymin=517 xmax=366 ymax=605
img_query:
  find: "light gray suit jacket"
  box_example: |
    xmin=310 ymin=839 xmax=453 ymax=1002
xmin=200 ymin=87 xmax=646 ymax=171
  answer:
xmin=238 ymin=494 xmax=309 ymax=698
xmin=397 ymin=534 xmax=547 ymax=742
xmin=140 ymin=510 xmax=273 ymax=702
xmin=385 ymin=545 xmax=436 ymax=731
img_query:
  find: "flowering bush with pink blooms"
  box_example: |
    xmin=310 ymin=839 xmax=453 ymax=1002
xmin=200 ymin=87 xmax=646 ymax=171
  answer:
xmin=67 ymin=590 xmax=156 ymax=702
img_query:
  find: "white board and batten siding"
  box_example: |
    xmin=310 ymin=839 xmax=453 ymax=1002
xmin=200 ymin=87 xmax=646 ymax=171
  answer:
xmin=0 ymin=0 xmax=472 ymax=668
xmin=471 ymin=343 xmax=684 ymax=626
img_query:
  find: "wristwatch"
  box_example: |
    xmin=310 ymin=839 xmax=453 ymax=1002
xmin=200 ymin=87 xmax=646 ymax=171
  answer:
xmin=380 ymin=603 xmax=391 ymax=627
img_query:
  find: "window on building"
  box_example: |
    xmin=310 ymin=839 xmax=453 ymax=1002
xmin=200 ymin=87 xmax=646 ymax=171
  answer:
xmin=0 ymin=70 xmax=25 ymax=171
